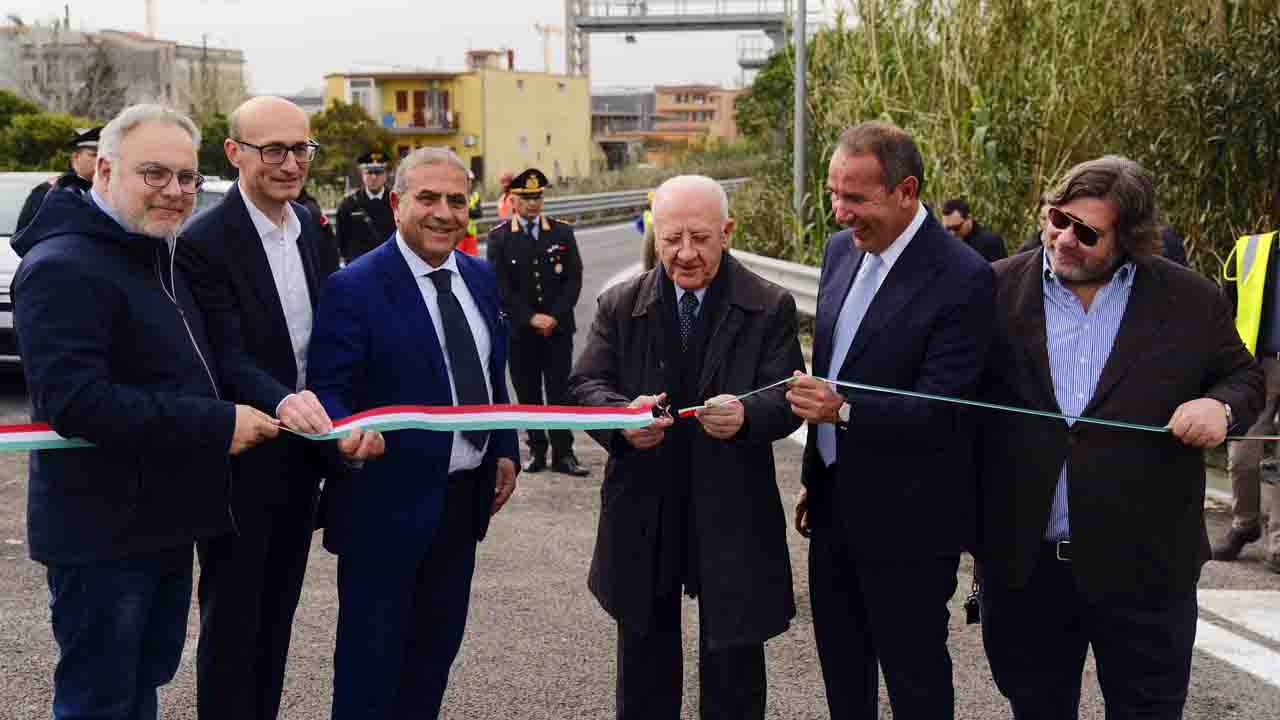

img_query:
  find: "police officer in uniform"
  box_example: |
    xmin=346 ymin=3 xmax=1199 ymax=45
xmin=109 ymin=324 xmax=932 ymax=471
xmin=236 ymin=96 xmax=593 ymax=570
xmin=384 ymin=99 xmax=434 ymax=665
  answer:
xmin=15 ymin=126 xmax=102 ymax=234
xmin=489 ymin=168 xmax=590 ymax=476
xmin=335 ymin=151 xmax=395 ymax=263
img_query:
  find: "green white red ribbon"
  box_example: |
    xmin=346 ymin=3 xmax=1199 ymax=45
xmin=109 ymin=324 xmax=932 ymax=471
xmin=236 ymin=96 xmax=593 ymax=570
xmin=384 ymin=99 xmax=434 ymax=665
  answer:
xmin=0 ymin=379 xmax=1267 ymax=452
xmin=0 ymin=404 xmax=654 ymax=452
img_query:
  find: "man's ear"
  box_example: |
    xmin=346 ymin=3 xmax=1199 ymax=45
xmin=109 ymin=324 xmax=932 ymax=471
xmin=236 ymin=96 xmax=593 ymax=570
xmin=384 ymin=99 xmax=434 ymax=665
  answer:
xmin=722 ymin=218 xmax=735 ymax=247
xmin=224 ymin=138 xmax=241 ymax=169
xmin=390 ymin=191 xmax=401 ymax=214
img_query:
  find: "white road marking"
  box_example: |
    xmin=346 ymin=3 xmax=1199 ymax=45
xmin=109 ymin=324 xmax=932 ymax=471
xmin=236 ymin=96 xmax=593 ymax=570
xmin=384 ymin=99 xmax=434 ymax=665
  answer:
xmin=1199 ymin=590 xmax=1280 ymax=646
xmin=1196 ymin=616 xmax=1280 ymax=688
xmin=576 ymin=221 xmax=638 ymax=236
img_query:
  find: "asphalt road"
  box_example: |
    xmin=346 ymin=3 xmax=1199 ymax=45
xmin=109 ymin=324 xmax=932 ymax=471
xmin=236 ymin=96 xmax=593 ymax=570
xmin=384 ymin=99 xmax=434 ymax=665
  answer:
xmin=2 ymin=222 xmax=1280 ymax=718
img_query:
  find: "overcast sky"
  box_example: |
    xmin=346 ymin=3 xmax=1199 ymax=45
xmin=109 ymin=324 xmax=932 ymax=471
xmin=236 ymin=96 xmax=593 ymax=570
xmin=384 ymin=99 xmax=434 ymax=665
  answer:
xmin=0 ymin=0 xmax=808 ymax=93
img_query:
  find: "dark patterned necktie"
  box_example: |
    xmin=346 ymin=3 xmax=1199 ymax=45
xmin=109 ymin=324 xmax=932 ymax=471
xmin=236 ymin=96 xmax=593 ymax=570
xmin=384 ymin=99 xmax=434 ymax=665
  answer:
xmin=679 ymin=291 xmax=700 ymax=351
xmin=429 ymin=269 xmax=489 ymax=450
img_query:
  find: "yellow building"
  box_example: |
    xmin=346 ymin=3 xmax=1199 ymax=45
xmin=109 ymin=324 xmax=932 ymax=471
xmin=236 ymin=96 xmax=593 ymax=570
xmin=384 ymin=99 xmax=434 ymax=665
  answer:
xmin=324 ymin=51 xmax=592 ymax=191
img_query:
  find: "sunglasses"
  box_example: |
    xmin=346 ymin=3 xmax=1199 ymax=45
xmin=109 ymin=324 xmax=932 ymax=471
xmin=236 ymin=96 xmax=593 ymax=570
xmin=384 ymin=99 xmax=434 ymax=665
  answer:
xmin=1047 ymin=206 xmax=1102 ymax=247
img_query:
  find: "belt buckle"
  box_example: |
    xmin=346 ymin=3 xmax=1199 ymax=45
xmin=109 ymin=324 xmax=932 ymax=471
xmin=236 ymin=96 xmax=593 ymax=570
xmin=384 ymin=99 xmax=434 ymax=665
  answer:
xmin=1055 ymin=540 xmax=1072 ymax=562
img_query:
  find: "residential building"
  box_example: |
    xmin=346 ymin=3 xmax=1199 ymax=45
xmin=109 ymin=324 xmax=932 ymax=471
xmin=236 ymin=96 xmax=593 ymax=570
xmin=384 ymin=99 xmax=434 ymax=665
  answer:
xmin=324 ymin=50 xmax=593 ymax=190
xmin=653 ymin=84 xmax=742 ymax=143
xmin=0 ymin=21 xmax=246 ymax=117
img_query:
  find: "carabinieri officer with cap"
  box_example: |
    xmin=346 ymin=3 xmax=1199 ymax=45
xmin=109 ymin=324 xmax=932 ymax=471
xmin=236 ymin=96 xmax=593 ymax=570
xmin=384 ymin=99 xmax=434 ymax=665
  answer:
xmin=15 ymin=126 xmax=102 ymax=234
xmin=488 ymin=168 xmax=590 ymax=476
xmin=336 ymin=150 xmax=396 ymax=263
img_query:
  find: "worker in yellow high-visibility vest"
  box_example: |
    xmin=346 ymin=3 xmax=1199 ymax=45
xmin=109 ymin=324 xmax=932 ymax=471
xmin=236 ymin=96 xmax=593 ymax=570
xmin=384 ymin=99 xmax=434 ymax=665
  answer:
xmin=1217 ymin=189 xmax=1280 ymax=570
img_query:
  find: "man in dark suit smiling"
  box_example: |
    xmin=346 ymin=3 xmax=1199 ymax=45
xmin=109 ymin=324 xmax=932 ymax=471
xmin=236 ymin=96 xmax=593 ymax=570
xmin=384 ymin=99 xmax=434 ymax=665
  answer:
xmin=788 ymin=120 xmax=996 ymax=719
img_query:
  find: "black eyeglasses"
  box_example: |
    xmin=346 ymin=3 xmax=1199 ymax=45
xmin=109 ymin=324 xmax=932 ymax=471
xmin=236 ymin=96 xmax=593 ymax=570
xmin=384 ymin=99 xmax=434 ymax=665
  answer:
xmin=1047 ymin=206 xmax=1102 ymax=247
xmin=233 ymin=139 xmax=320 ymax=165
xmin=137 ymin=165 xmax=204 ymax=194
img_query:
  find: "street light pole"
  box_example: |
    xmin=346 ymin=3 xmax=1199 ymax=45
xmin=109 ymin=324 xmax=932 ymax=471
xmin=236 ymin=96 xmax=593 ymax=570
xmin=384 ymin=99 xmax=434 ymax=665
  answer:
xmin=793 ymin=0 xmax=807 ymax=219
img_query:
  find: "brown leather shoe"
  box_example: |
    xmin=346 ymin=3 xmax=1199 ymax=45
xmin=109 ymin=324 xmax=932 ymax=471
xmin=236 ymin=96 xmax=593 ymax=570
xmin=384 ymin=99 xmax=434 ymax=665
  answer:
xmin=1211 ymin=525 xmax=1262 ymax=561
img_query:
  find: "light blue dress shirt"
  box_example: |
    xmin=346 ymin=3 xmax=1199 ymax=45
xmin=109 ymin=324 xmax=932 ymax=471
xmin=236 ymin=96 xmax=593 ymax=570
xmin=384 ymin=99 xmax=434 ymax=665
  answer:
xmin=1042 ymin=251 xmax=1135 ymax=541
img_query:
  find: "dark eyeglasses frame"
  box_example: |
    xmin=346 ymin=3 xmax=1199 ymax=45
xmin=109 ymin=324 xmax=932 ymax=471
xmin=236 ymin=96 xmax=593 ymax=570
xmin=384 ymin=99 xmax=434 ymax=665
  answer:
xmin=233 ymin=139 xmax=320 ymax=165
xmin=137 ymin=165 xmax=205 ymax=194
xmin=1047 ymin=206 xmax=1102 ymax=247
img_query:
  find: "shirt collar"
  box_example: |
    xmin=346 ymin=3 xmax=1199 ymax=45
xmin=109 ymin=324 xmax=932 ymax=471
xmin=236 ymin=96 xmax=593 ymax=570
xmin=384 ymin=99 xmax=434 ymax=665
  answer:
xmin=870 ymin=201 xmax=927 ymax=271
xmin=1041 ymin=248 xmax=1136 ymax=293
xmin=366 ymin=188 xmax=384 ymax=201
xmin=396 ymin=231 xmax=459 ymax=277
xmin=674 ymin=285 xmax=708 ymax=306
xmin=90 ymin=187 xmax=128 ymax=231
xmin=239 ymin=182 xmax=300 ymax=241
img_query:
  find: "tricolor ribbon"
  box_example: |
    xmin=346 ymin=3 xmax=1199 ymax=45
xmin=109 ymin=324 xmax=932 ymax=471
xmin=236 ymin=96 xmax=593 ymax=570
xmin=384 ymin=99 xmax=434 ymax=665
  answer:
xmin=0 ymin=404 xmax=654 ymax=452
xmin=0 ymin=380 xmax=1267 ymax=452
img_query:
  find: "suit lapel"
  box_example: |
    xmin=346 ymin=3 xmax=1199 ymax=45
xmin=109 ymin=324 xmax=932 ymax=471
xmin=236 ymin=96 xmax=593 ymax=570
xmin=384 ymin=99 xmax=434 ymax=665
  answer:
xmin=838 ymin=230 xmax=941 ymax=376
xmin=295 ymin=203 xmax=321 ymax=308
xmin=697 ymin=261 xmax=745 ymax=398
xmin=229 ymin=187 xmax=292 ymax=339
xmin=1010 ymin=251 xmax=1060 ymax=412
xmin=377 ymin=242 xmax=447 ymax=384
xmin=1084 ymin=263 xmax=1168 ymax=415
xmin=814 ymin=239 xmax=861 ymax=378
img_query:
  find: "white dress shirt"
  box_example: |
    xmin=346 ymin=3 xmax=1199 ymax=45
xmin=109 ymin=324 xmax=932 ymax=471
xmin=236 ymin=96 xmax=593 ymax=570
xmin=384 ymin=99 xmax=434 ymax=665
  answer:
xmin=396 ymin=234 xmax=493 ymax=473
xmin=242 ymin=185 xmax=313 ymax=390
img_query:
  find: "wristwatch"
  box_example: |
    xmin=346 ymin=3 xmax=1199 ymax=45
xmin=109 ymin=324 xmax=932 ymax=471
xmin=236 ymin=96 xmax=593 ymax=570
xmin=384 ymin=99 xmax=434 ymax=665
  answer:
xmin=836 ymin=401 xmax=851 ymax=430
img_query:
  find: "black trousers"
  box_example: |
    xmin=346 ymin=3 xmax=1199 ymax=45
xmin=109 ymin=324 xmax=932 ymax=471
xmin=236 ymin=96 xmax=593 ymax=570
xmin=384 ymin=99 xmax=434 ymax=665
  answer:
xmin=808 ymin=467 xmax=960 ymax=720
xmin=617 ymin=591 xmax=767 ymax=720
xmin=979 ymin=546 xmax=1197 ymax=720
xmin=196 ymin=478 xmax=318 ymax=720
xmin=509 ymin=330 xmax=574 ymax=461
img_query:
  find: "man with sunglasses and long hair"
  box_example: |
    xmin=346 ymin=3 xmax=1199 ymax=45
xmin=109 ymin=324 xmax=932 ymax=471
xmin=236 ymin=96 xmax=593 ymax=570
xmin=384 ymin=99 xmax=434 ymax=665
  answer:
xmin=178 ymin=96 xmax=384 ymax=720
xmin=973 ymin=155 xmax=1263 ymax=719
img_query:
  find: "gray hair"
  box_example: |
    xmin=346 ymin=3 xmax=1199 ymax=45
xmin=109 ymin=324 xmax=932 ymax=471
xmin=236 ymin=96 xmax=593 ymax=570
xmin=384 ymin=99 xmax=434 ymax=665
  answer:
xmin=653 ymin=174 xmax=729 ymax=222
xmin=98 ymin=104 xmax=201 ymax=161
xmin=393 ymin=147 xmax=470 ymax=195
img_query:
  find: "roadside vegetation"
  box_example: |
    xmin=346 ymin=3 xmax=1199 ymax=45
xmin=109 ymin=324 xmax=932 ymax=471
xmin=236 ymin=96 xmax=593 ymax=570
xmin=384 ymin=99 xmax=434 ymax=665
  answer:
xmin=732 ymin=0 xmax=1280 ymax=276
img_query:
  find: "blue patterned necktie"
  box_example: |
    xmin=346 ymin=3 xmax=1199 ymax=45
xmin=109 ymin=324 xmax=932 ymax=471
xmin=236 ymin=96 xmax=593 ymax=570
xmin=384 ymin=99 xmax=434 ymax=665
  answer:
xmin=429 ymin=269 xmax=489 ymax=450
xmin=679 ymin=291 xmax=700 ymax=351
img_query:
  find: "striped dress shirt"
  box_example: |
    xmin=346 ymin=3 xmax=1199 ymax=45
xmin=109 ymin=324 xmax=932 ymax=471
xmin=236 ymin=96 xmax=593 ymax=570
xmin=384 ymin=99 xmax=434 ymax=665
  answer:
xmin=1042 ymin=252 xmax=1135 ymax=541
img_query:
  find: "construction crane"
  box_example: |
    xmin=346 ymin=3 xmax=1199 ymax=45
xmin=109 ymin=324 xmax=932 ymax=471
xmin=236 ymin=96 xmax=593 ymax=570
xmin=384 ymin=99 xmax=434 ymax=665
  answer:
xmin=532 ymin=21 xmax=562 ymax=74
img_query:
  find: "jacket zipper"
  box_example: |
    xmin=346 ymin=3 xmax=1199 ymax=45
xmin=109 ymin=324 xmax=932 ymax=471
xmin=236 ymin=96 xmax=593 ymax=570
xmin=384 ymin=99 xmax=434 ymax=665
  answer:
xmin=155 ymin=244 xmax=238 ymax=534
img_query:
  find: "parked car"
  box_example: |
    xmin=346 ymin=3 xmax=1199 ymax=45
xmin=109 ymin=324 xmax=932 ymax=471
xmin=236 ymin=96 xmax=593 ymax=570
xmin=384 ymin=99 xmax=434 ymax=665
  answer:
xmin=0 ymin=171 xmax=59 ymax=365
xmin=189 ymin=177 xmax=234 ymax=224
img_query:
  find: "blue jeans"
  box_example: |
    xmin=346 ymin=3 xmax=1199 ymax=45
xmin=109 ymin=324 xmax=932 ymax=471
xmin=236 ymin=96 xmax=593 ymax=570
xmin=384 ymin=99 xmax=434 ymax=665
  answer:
xmin=46 ymin=545 xmax=193 ymax=720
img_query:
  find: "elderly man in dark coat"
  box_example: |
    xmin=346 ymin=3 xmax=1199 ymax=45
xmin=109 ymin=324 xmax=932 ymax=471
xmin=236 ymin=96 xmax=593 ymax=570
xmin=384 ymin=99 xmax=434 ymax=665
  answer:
xmin=570 ymin=174 xmax=804 ymax=720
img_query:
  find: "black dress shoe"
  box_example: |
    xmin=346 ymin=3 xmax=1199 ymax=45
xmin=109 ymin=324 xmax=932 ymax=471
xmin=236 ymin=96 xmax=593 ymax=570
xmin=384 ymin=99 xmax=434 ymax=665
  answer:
xmin=1211 ymin=525 xmax=1261 ymax=561
xmin=552 ymin=456 xmax=590 ymax=477
xmin=523 ymin=456 xmax=548 ymax=473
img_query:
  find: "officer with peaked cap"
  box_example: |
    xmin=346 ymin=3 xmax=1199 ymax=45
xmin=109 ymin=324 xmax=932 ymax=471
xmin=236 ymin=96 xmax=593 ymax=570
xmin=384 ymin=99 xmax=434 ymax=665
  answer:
xmin=15 ymin=126 xmax=102 ymax=234
xmin=488 ymin=168 xmax=590 ymax=476
xmin=336 ymin=150 xmax=396 ymax=263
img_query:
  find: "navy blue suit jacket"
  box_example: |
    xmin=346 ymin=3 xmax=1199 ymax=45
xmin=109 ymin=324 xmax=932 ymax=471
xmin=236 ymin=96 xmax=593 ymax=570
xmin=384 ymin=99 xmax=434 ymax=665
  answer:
xmin=800 ymin=209 xmax=996 ymax=558
xmin=307 ymin=238 xmax=519 ymax=561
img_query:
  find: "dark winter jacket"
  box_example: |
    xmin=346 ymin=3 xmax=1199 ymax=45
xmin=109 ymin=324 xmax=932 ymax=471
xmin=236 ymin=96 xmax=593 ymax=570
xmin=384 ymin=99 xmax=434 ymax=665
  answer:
xmin=12 ymin=188 xmax=236 ymax=565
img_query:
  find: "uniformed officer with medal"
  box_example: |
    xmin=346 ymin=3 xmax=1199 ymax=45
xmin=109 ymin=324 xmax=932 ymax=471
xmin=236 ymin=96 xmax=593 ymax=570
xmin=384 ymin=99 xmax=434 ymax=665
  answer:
xmin=336 ymin=150 xmax=396 ymax=263
xmin=488 ymin=168 xmax=590 ymax=476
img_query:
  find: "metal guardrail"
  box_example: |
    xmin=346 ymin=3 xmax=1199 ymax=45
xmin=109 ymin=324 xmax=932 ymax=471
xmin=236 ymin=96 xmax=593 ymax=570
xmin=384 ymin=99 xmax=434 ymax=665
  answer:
xmin=732 ymin=248 xmax=819 ymax=317
xmin=324 ymin=177 xmax=750 ymax=228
